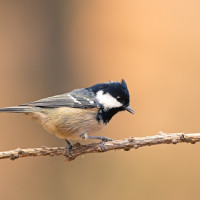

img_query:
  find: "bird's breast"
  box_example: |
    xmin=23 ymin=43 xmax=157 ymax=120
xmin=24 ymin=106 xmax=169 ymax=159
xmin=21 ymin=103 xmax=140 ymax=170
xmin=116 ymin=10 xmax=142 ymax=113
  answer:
xmin=28 ymin=107 xmax=105 ymax=140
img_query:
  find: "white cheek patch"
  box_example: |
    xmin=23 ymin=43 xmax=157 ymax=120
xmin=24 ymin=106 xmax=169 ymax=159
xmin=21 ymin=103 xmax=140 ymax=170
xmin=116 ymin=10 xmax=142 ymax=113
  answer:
xmin=96 ymin=90 xmax=122 ymax=109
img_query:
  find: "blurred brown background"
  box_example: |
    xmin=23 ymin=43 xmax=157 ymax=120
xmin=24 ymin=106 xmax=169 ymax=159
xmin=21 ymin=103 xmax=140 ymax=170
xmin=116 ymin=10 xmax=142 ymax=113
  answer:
xmin=0 ymin=0 xmax=200 ymax=199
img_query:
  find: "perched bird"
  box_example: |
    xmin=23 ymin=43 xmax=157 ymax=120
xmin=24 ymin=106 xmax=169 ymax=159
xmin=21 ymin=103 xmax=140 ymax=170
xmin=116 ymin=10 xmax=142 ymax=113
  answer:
xmin=0 ymin=79 xmax=134 ymax=150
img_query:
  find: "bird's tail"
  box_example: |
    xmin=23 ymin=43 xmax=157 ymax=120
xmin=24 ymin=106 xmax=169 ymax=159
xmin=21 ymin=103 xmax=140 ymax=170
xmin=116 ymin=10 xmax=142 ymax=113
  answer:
xmin=0 ymin=106 xmax=34 ymax=113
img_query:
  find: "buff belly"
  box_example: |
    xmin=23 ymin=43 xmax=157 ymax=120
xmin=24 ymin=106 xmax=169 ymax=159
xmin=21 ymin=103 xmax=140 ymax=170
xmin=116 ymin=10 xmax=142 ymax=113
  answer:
xmin=26 ymin=107 xmax=104 ymax=140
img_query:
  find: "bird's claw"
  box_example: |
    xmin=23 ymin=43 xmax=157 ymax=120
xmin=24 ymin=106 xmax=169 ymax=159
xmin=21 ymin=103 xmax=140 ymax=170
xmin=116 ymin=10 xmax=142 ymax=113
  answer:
xmin=99 ymin=137 xmax=113 ymax=152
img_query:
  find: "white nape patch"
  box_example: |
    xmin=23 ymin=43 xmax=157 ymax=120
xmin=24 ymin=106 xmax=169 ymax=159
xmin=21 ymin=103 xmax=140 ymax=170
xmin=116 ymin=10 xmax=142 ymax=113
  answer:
xmin=96 ymin=90 xmax=122 ymax=109
xmin=67 ymin=94 xmax=81 ymax=104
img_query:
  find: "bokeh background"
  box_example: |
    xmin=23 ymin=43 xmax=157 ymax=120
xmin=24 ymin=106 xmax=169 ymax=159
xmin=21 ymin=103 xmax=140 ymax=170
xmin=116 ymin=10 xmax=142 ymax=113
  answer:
xmin=0 ymin=0 xmax=200 ymax=199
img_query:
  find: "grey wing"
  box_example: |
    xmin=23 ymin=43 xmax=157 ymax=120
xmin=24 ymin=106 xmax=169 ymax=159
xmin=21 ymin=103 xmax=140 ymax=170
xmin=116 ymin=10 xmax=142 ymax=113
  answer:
xmin=21 ymin=89 xmax=99 ymax=109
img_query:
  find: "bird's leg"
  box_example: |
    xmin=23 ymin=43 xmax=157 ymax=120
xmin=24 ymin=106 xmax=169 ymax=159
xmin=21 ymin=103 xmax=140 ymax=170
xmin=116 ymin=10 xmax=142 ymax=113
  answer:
xmin=80 ymin=133 xmax=113 ymax=152
xmin=65 ymin=139 xmax=73 ymax=154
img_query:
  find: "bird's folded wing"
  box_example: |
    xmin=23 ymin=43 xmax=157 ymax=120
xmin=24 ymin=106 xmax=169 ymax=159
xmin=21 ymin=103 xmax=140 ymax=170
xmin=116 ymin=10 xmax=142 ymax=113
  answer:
xmin=21 ymin=89 xmax=99 ymax=109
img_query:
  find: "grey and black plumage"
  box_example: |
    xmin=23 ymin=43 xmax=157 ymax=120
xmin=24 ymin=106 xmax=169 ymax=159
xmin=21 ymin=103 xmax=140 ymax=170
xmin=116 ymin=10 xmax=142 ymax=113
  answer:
xmin=0 ymin=79 xmax=134 ymax=142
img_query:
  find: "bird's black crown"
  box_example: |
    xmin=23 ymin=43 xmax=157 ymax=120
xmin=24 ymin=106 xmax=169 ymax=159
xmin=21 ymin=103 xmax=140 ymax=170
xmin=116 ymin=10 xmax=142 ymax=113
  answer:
xmin=89 ymin=79 xmax=130 ymax=107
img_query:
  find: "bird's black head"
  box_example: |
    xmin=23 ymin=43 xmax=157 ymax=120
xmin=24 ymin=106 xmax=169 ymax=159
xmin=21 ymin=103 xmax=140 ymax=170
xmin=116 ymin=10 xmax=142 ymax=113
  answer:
xmin=89 ymin=79 xmax=134 ymax=124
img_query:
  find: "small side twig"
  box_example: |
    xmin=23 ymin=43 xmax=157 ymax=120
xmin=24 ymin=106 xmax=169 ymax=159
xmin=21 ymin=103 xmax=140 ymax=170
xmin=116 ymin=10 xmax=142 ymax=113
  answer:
xmin=0 ymin=132 xmax=200 ymax=162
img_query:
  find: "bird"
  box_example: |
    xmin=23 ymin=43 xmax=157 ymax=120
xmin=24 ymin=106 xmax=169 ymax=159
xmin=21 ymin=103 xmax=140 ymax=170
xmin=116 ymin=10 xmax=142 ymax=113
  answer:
xmin=0 ymin=79 xmax=134 ymax=151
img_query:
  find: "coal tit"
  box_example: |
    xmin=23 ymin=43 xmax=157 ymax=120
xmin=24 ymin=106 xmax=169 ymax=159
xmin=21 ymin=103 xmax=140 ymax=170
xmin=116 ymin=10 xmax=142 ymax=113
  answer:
xmin=0 ymin=79 xmax=134 ymax=150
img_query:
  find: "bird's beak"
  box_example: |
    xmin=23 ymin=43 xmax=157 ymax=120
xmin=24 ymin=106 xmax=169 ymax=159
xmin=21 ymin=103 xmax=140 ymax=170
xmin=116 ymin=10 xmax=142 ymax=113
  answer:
xmin=125 ymin=106 xmax=135 ymax=114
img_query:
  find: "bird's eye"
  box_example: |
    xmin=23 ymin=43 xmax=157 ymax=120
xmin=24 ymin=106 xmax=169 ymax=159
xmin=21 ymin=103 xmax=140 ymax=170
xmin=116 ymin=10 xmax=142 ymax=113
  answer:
xmin=116 ymin=96 xmax=121 ymax=100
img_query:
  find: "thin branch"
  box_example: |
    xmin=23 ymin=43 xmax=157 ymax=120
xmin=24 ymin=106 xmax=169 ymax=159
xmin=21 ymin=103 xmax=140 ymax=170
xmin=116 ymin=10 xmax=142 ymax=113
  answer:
xmin=0 ymin=132 xmax=200 ymax=162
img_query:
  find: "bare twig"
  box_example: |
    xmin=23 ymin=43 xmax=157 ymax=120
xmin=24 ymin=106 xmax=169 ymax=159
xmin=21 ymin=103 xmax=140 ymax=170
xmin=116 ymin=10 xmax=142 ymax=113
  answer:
xmin=0 ymin=132 xmax=200 ymax=162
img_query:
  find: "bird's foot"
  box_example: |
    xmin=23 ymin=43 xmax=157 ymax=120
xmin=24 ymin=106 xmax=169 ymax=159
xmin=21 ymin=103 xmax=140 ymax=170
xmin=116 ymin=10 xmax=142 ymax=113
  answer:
xmin=80 ymin=134 xmax=113 ymax=152
xmin=97 ymin=136 xmax=113 ymax=152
